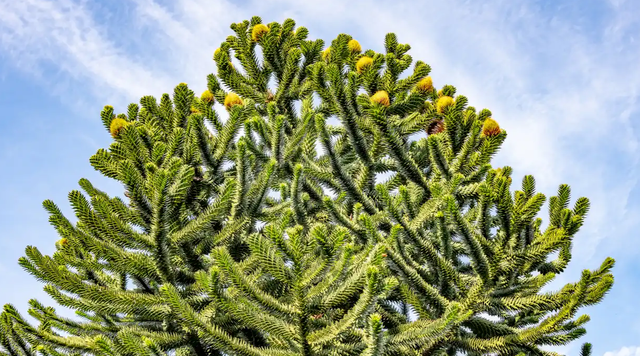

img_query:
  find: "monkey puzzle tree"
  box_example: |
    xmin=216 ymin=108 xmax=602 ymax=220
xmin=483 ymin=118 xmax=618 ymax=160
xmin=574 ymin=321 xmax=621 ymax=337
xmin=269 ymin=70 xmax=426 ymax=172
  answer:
xmin=0 ymin=17 xmax=612 ymax=356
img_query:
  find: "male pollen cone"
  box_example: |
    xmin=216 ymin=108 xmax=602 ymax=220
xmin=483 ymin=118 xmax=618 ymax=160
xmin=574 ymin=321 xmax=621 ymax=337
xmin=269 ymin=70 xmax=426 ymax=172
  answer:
xmin=426 ymin=119 xmax=445 ymax=135
xmin=370 ymin=91 xmax=390 ymax=106
xmin=436 ymin=96 xmax=454 ymax=113
xmin=415 ymin=76 xmax=434 ymax=93
xmin=348 ymin=39 xmax=362 ymax=53
xmin=224 ymin=93 xmax=243 ymax=110
xmin=251 ymin=24 xmax=270 ymax=41
xmin=356 ymin=56 xmax=373 ymax=73
xmin=482 ymin=118 xmax=501 ymax=137
xmin=322 ymin=47 xmax=331 ymax=61
xmin=109 ymin=118 xmax=129 ymax=138
xmin=201 ymin=90 xmax=215 ymax=104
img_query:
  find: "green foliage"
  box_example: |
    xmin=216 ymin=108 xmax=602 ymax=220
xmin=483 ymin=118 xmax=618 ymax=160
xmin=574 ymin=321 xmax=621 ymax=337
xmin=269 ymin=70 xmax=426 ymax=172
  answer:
xmin=1 ymin=16 xmax=613 ymax=356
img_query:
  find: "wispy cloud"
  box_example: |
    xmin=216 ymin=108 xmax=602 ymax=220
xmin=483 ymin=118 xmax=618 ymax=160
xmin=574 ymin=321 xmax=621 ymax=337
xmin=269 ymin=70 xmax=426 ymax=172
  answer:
xmin=0 ymin=0 xmax=177 ymax=109
xmin=605 ymin=346 xmax=640 ymax=356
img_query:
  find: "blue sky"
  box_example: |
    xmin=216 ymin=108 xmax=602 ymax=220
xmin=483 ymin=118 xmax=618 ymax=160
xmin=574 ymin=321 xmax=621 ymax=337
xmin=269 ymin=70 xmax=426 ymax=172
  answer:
xmin=1 ymin=0 xmax=639 ymax=354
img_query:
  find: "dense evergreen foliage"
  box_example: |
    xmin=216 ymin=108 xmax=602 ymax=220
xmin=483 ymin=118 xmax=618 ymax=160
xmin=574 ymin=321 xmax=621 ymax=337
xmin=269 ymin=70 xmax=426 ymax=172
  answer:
xmin=0 ymin=17 xmax=613 ymax=356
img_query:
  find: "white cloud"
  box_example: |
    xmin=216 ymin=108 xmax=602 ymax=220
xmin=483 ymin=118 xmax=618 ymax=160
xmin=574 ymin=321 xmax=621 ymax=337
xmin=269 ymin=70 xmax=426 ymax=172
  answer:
xmin=0 ymin=0 xmax=177 ymax=109
xmin=605 ymin=346 xmax=640 ymax=356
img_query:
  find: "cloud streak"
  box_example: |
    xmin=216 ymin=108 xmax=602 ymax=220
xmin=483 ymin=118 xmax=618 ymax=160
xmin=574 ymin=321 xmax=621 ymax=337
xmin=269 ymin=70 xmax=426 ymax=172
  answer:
xmin=605 ymin=346 xmax=640 ymax=356
xmin=0 ymin=0 xmax=177 ymax=109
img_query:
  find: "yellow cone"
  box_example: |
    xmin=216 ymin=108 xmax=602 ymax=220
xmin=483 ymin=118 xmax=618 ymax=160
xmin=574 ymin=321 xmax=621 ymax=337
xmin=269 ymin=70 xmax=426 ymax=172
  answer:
xmin=356 ymin=56 xmax=373 ymax=73
xmin=109 ymin=118 xmax=130 ymax=138
xmin=415 ymin=76 xmax=434 ymax=93
xmin=224 ymin=93 xmax=243 ymax=110
xmin=201 ymin=90 xmax=215 ymax=104
xmin=251 ymin=24 xmax=270 ymax=41
xmin=348 ymin=39 xmax=362 ymax=53
xmin=436 ymin=96 xmax=454 ymax=113
xmin=370 ymin=91 xmax=390 ymax=107
xmin=482 ymin=118 xmax=501 ymax=137
xmin=322 ymin=47 xmax=331 ymax=61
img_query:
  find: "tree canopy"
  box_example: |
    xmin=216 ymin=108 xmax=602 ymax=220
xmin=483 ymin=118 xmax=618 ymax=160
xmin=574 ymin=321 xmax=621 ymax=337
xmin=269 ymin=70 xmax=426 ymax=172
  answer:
xmin=0 ymin=17 xmax=613 ymax=356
